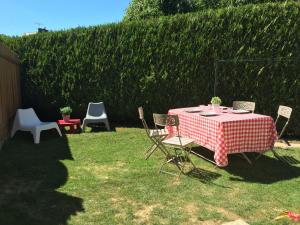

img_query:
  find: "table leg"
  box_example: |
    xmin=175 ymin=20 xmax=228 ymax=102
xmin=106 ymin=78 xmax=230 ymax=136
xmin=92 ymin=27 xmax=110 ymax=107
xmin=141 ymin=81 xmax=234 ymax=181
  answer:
xmin=70 ymin=125 xmax=75 ymax=133
xmin=59 ymin=125 xmax=65 ymax=133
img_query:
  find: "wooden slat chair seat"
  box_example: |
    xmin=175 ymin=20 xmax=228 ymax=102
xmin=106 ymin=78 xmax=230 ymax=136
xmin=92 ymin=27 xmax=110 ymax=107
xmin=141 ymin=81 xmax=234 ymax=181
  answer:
xmin=149 ymin=129 xmax=169 ymax=137
xmin=153 ymin=113 xmax=196 ymax=177
xmin=162 ymin=136 xmax=194 ymax=146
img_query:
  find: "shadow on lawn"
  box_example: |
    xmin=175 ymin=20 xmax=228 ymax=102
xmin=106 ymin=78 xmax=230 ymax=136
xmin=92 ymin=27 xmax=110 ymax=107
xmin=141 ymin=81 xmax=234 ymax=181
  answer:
xmin=0 ymin=132 xmax=84 ymax=225
xmin=88 ymin=123 xmax=117 ymax=132
xmin=192 ymin=146 xmax=300 ymax=184
xmin=186 ymin=168 xmax=221 ymax=184
xmin=226 ymin=153 xmax=300 ymax=184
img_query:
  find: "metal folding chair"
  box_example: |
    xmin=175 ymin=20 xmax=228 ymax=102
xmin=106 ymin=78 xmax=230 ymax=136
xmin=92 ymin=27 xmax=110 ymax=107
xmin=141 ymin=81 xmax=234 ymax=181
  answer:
xmin=233 ymin=101 xmax=256 ymax=113
xmin=276 ymin=105 xmax=293 ymax=146
xmin=257 ymin=105 xmax=293 ymax=162
xmin=138 ymin=107 xmax=169 ymax=159
xmin=232 ymin=101 xmax=256 ymax=164
xmin=153 ymin=113 xmax=196 ymax=177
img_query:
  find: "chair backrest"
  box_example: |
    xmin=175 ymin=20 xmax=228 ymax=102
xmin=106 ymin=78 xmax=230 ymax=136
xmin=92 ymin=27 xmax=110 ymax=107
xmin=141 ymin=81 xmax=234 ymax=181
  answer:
xmin=232 ymin=101 xmax=256 ymax=112
xmin=277 ymin=105 xmax=292 ymax=119
xmin=138 ymin=106 xmax=144 ymax=120
xmin=17 ymin=108 xmax=41 ymax=126
xmin=153 ymin=114 xmax=179 ymax=127
xmin=276 ymin=105 xmax=293 ymax=139
xmin=138 ymin=107 xmax=150 ymax=134
xmin=87 ymin=102 xmax=106 ymax=117
xmin=153 ymin=113 xmax=180 ymax=135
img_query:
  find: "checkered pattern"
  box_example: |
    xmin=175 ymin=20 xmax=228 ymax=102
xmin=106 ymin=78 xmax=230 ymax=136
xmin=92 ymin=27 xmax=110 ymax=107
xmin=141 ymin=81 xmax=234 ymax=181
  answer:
xmin=167 ymin=107 xmax=277 ymax=167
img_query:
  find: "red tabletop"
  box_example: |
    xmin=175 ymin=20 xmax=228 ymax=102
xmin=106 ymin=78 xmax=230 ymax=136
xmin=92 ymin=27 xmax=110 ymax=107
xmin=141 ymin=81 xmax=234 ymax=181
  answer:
xmin=168 ymin=106 xmax=277 ymax=167
xmin=57 ymin=119 xmax=81 ymax=125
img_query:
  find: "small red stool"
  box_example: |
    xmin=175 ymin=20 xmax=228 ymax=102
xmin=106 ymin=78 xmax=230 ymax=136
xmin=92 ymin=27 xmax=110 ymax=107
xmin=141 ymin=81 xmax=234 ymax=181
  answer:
xmin=57 ymin=119 xmax=81 ymax=133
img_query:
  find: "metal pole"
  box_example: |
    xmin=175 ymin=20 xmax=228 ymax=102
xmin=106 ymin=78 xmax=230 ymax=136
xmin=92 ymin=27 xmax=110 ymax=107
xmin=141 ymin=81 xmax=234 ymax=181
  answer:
xmin=214 ymin=60 xmax=218 ymax=96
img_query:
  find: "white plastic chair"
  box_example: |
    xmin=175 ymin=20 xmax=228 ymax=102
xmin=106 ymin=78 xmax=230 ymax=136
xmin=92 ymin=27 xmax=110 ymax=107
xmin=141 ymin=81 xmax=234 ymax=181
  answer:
xmin=82 ymin=102 xmax=110 ymax=132
xmin=11 ymin=108 xmax=62 ymax=144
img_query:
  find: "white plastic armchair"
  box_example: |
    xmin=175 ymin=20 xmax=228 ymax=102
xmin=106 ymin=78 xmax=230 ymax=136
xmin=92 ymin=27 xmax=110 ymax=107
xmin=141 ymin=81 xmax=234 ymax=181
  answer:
xmin=82 ymin=102 xmax=110 ymax=132
xmin=11 ymin=108 xmax=62 ymax=144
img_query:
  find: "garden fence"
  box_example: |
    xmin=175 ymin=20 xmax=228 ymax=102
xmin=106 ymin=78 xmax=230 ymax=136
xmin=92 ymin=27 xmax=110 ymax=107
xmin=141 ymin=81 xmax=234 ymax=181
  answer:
xmin=0 ymin=43 xmax=21 ymax=149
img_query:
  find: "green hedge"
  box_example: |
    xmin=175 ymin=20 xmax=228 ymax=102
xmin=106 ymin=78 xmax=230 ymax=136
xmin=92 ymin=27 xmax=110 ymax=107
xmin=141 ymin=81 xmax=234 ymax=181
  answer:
xmin=124 ymin=0 xmax=298 ymax=21
xmin=6 ymin=2 xmax=300 ymax=135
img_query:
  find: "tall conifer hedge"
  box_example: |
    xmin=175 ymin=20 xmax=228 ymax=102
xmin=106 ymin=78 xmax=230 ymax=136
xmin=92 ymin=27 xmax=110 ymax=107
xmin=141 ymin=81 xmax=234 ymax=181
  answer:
xmin=5 ymin=2 xmax=300 ymax=135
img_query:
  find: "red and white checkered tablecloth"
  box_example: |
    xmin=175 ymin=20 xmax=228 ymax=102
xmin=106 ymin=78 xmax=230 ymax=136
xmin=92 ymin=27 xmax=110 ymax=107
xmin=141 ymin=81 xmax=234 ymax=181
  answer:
xmin=167 ymin=106 xmax=277 ymax=167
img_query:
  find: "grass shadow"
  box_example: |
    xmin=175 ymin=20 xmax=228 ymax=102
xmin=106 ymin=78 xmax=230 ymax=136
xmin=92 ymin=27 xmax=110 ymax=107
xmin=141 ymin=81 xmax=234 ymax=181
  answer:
xmin=185 ymin=167 xmax=221 ymax=184
xmin=225 ymin=153 xmax=300 ymax=184
xmin=164 ymin=153 xmax=221 ymax=184
xmin=272 ymin=148 xmax=300 ymax=165
xmin=0 ymin=132 xmax=84 ymax=225
xmin=276 ymin=155 xmax=300 ymax=165
xmin=191 ymin=146 xmax=216 ymax=164
xmin=87 ymin=123 xmax=116 ymax=132
xmin=191 ymin=146 xmax=300 ymax=184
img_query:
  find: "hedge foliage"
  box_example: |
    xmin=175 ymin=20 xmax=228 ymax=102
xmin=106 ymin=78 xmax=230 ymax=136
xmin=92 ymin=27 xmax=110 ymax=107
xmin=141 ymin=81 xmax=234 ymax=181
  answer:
xmin=124 ymin=0 xmax=197 ymax=21
xmin=5 ymin=2 xmax=300 ymax=135
xmin=0 ymin=34 xmax=12 ymax=45
xmin=124 ymin=0 xmax=298 ymax=21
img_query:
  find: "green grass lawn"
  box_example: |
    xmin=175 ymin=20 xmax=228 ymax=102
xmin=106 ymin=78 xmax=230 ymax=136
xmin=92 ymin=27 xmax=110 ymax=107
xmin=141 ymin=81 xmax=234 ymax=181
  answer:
xmin=0 ymin=127 xmax=299 ymax=225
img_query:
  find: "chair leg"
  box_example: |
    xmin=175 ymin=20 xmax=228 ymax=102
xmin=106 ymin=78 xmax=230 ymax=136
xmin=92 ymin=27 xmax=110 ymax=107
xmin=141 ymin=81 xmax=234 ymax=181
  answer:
xmin=11 ymin=123 xmax=18 ymax=138
xmin=241 ymin=153 xmax=252 ymax=164
xmin=185 ymin=147 xmax=196 ymax=169
xmin=156 ymin=137 xmax=170 ymax=157
xmin=180 ymin=147 xmax=196 ymax=174
xmin=32 ymin=129 xmax=41 ymax=144
xmin=82 ymin=120 xmax=87 ymax=132
xmin=104 ymin=120 xmax=110 ymax=131
xmin=271 ymin=148 xmax=281 ymax=159
xmin=160 ymin=159 xmax=181 ymax=176
xmin=191 ymin=150 xmax=217 ymax=165
xmin=282 ymin=139 xmax=291 ymax=147
xmin=145 ymin=136 xmax=169 ymax=160
xmin=145 ymin=143 xmax=158 ymax=160
xmin=175 ymin=148 xmax=189 ymax=176
xmin=270 ymin=149 xmax=291 ymax=164
xmin=256 ymin=149 xmax=278 ymax=161
xmin=255 ymin=152 xmax=263 ymax=160
xmin=159 ymin=148 xmax=182 ymax=177
xmin=55 ymin=124 xmax=62 ymax=136
xmin=178 ymin=150 xmax=186 ymax=177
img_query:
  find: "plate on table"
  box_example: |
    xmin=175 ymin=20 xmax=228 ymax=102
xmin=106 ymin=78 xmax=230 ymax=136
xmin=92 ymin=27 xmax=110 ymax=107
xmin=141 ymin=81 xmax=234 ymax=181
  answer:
xmin=199 ymin=112 xmax=219 ymax=116
xmin=219 ymin=106 xmax=228 ymax=109
xmin=232 ymin=109 xmax=250 ymax=114
xmin=185 ymin=110 xmax=203 ymax=113
xmin=184 ymin=108 xmax=203 ymax=113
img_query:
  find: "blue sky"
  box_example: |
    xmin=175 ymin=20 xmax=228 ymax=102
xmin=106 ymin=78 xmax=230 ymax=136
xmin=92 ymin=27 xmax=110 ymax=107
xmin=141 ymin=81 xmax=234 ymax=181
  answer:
xmin=0 ymin=0 xmax=132 ymax=36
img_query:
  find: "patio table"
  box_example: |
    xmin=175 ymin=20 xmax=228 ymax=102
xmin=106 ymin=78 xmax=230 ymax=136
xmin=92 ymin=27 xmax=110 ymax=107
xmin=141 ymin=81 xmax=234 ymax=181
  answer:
xmin=57 ymin=119 xmax=81 ymax=133
xmin=167 ymin=106 xmax=277 ymax=167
